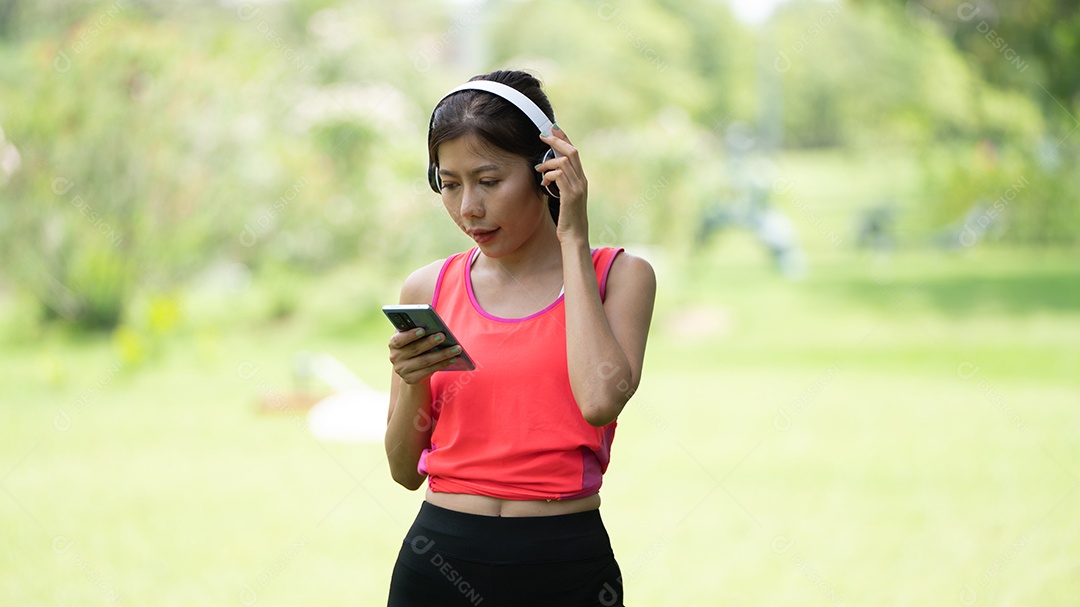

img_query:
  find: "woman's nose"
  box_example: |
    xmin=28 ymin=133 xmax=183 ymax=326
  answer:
xmin=459 ymin=185 xmax=485 ymax=218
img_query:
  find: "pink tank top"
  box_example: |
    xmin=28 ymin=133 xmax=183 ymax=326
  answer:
xmin=419 ymin=247 xmax=624 ymax=501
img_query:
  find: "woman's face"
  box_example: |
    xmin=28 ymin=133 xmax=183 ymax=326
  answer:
xmin=436 ymin=133 xmax=550 ymax=257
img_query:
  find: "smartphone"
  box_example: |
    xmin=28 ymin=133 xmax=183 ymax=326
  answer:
xmin=382 ymin=304 xmax=476 ymax=371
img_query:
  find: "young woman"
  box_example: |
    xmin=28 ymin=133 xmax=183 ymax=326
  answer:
xmin=385 ymin=69 xmax=656 ymax=607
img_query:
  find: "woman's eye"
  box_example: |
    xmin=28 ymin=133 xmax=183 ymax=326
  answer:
xmin=439 ymin=182 xmax=459 ymax=191
xmin=480 ymin=180 xmax=499 ymax=187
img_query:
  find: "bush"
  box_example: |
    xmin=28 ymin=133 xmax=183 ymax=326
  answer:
xmin=917 ymin=138 xmax=1080 ymax=247
xmin=0 ymin=12 xmax=335 ymax=330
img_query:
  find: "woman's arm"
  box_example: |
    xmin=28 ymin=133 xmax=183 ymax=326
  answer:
xmin=562 ymin=243 xmax=656 ymax=426
xmin=539 ymin=126 xmax=657 ymax=427
xmin=384 ymin=260 xmax=458 ymax=490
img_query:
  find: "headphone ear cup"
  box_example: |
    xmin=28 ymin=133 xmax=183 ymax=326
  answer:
xmin=427 ymin=163 xmax=441 ymax=194
xmin=541 ymin=148 xmax=559 ymax=199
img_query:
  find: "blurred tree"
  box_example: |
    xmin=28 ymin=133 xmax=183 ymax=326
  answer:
xmin=0 ymin=0 xmax=17 ymax=39
xmin=3 ymin=0 xmax=1075 ymax=333
xmin=482 ymin=0 xmax=749 ymax=249
xmin=487 ymin=0 xmax=713 ymax=128
xmin=836 ymin=0 xmax=1080 ymax=246
xmin=851 ymin=0 xmax=1080 ymax=126
xmin=768 ymin=1 xmax=1046 ymax=147
xmin=0 ymin=10 xmax=336 ymax=329
xmin=0 ymin=0 xmax=483 ymax=329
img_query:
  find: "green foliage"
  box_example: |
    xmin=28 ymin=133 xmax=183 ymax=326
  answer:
xmin=586 ymin=107 xmax=724 ymax=251
xmin=483 ymin=0 xmax=749 ymax=248
xmin=917 ymin=138 xmax=1080 ymax=246
xmin=487 ymin=0 xmax=747 ymax=128
xmin=0 ymin=10 xmax=333 ymax=329
xmin=769 ymin=1 xmax=1047 ymax=147
xmin=64 ymin=246 xmax=132 ymax=329
xmin=852 ymin=0 xmax=1080 ymax=126
xmin=110 ymin=292 xmax=182 ymax=368
xmin=1 ymin=0 xmax=1079 ymax=333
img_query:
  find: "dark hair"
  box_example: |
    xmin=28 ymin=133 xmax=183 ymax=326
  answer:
xmin=428 ymin=70 xmax=559 ymax=223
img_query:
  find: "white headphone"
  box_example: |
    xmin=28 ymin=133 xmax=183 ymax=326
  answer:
xmin=427 ymin=80 xmax=561 ymax=198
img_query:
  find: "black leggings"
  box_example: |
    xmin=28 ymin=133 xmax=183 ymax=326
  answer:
xmin=387 ymin=502 xmax=625 ymax=607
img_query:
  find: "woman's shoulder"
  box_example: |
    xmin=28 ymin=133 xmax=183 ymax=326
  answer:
xmin=607 ymin=249 xmax=655 ymax=280
xmin=399 ymin=251 xmax=474 ymax=304
xmin=399 ymin=257 xmax=449 ymax=305
xmin=604 ymin=249 xmax=657 ymax=298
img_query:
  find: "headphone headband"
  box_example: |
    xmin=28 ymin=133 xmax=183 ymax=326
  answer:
xmin=436 ymin=80 xmax=555 ymax=137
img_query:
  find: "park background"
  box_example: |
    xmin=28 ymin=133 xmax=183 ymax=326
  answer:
xmin=1 ymin=0 xmax=1078 ymax=604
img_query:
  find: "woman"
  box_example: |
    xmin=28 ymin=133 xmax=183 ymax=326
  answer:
xmin=385 ymin=69 xmax=656 ymax=607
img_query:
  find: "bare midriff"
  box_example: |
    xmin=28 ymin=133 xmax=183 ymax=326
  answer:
xmin=425 ymin=488 xmax=601 ymax=517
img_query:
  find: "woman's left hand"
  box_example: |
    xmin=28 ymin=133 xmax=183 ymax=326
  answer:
xmin=537 ymin=125 xmax=589 ymax=247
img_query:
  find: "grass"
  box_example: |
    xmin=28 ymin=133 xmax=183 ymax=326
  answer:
xmin=2 ymin=148 xmax=1079 ymax=604
xmin=617 ymin=240 xmax=1080 ymax=605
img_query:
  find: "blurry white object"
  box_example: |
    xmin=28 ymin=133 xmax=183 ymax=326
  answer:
xmin=754 ymin=208 xmax=807 ymax=280
xmin=308 ymin=388 xmax=387 ymax=443
xmin=298 ymin=352 xmax=388 ymax=443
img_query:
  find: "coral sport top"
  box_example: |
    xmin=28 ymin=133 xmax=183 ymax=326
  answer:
xmin=419 ymin=247 xmax=624 ymax=501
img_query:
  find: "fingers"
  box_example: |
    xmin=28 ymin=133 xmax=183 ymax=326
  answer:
xmin=388 ymin=330 xmax=462 ymax=384
xmin=389 ymin=330 xmax=446 ymax=358
xmin=539 ymin=128 xmax=577 ymax=157
xmin=537 ymin=127 xmax=583 ymax=188
xmin=395 ymin=345 xmax=462 ymax=384
xmin=399 ymin=347 xmax=462 ymax=380
xmin=388 ymin=327 xmax=427 ymax=350
xmin=539 ymin=167 xmax=566 ymax=189
xmin=542 ymin=123 xmax=571 ymax=145
xmin=536 ymin=160 xmax=585 ymax=190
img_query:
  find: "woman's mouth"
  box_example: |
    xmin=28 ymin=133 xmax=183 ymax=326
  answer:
xmin=468 ymin=228 xmax=499 ymax=244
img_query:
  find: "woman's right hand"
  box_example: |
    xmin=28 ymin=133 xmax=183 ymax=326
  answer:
xmin=388 ymin=328 xmax=462 ymax=385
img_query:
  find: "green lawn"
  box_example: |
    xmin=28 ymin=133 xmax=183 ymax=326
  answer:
xmin=2 ymin=149 xmax=1078 ymax=604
